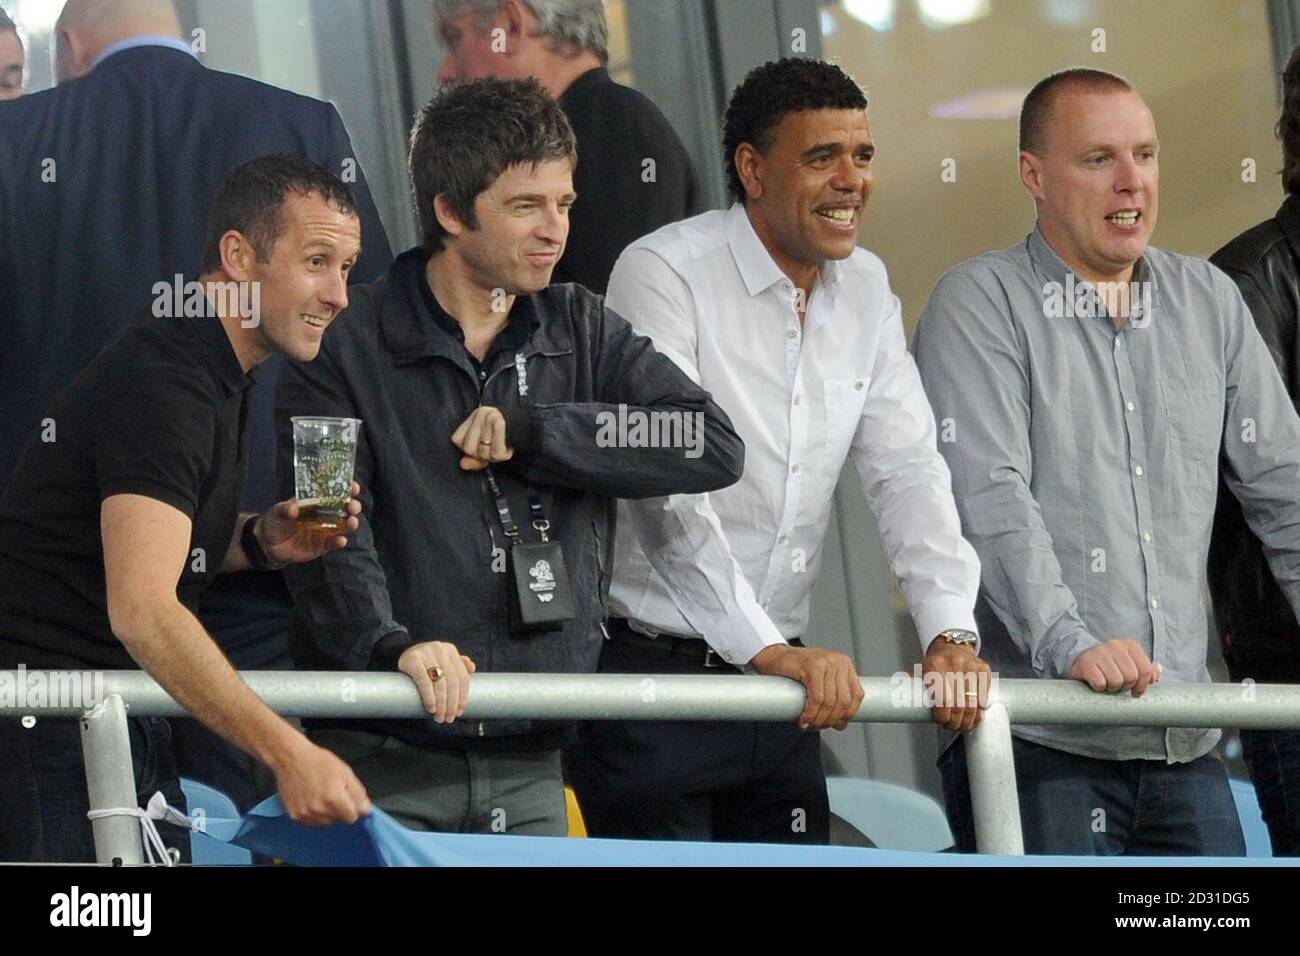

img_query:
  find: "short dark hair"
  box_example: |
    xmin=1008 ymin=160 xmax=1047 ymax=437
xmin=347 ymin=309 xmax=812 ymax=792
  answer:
xmin=0 ymin=8 xmax=16 ymax=33
xmin=409 ymin=77 xmax=576 ymax=254
xmin=722 ymin=58 xmax=868 ymax=204
xmin=1018 ymin=68 xmax=1134 ymax=154
xmin=199 ymin=154 xmax=359 ymax=274
xmin=1280 ymin=45 xmax=1300 ymax=195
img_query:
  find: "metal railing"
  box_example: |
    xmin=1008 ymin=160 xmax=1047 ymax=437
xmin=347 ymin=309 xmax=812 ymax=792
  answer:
xmin=5 ymin=671 xmax=1300 ymax=864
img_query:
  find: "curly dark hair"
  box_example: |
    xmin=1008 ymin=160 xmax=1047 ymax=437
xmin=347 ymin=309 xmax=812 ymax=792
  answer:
xmin=410 ymin=77 xmax=577 ymax=254
xmin=1280 ymin=46 xmax=1300 ymax=196
xmin=722 ymin=58 xmax=868 ymax=204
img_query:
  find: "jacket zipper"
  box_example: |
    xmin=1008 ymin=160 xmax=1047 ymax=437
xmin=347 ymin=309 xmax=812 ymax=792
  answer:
xmin=471 ymin=350 xmax=570 ymax=739
xmin=477 ymin=358 xmax=522 ymax=741
xmin=592 ymin=515 xmax=606 ymax=591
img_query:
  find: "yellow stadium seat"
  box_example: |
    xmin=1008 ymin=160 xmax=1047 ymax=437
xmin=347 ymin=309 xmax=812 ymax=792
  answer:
xmin=565 ymin=786 xmax=587 ymax=838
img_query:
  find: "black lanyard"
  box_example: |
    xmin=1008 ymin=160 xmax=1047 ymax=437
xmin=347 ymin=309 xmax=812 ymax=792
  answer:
xmin=485 ymin=466 xmax=550 ymax=543
xmin=484 ymin=352 xmax=550 ymax=544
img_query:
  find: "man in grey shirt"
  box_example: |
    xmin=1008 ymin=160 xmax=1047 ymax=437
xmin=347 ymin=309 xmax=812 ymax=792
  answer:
xmin=915 ymin=67 xmax=1300 ymax=855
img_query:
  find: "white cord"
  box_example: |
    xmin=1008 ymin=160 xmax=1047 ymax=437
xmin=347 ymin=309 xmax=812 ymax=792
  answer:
xmin=87 ymin=792 xmax=193 ymax=866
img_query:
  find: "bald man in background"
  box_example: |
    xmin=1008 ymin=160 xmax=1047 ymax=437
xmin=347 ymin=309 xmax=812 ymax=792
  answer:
xmin=0 ymin=8 xmax=23 ymax=100
xmin=0 ymin=0 xmax=393 ymax=810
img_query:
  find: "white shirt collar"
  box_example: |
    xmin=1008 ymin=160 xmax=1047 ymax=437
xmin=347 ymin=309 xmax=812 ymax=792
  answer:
xmin=725 ymin=203 xmax=786 ymax=297
xmin=92 ymin=36 xmax=197 ymax=72
xmin=723 ymin=202 xmax=848 ymax=299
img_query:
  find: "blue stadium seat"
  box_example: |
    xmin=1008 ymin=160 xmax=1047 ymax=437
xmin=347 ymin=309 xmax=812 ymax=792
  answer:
xmin=826 ymin=776 xmax=954 ymax=851
xmin=180 ymin=778 xmax=253 ymax=866
xmin=829 ymin=777 xmax=1270 ymax=856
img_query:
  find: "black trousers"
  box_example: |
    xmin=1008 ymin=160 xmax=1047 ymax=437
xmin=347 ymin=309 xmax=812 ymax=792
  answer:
xmin=565 ymin=623 xmax=829 ymax=843
xmin=1240 ymin=728 xmax=1300 ymax=856
xmin=0 ymin=715 xmax=190 ymax=863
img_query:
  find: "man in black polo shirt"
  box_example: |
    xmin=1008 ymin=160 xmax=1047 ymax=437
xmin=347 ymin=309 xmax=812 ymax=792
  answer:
xmin=434 ymin=0 xmax=703 ymax=294
xmin=0 ymin=155 xmax=372 ymax=863
xmin=275 ymin=78 xmax=742 ymax=836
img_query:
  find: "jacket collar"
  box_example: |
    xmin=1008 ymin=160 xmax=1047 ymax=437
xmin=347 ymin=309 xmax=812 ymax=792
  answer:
xmin=380 ymin=248 xmax=570 ymax=367
xmin=92 ymin=37 xmax=199 ymax=72
xmin=559 ymin=67 xmax=609 ymax=106
xmin=1276 ymin=195 xmax=1300 ymax=262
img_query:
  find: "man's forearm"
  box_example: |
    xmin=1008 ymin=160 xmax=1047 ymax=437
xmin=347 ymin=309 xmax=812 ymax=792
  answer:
xmin=976 ymin=528 xmax=1097 ymax=675
xmin=117 ymin=600 xmax=307 ymax=773
xmin=1221 ymin=291 xmax=1300 ymax=616
xmin=946 ymin=470 xmax=1095 ymax=675
xmin=624 ymin=495 xmax=786 ymax=665
xmin=511 ymin=396 xmax=745 ymax=499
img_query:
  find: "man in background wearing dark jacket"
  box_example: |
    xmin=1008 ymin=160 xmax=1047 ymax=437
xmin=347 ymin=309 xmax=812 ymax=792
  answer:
xmin=433 ymin=0 xmax=702 ymax=294
xmin=0 ymin=7 xmax=23 ymax=100
xmin=1209 ymin=44 xmax=1300 ymax=857
xmin=0 ymin=0 xmax=393 ymax=810
xmin=276 ymin=78 xmax=742 ymax=836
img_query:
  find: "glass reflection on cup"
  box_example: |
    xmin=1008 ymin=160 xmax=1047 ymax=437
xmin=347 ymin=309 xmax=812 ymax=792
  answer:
xmin=291 ymin=416 xmax=361 ymax=546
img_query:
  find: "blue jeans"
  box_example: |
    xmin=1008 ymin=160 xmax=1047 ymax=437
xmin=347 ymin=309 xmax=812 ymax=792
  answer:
xmin=1240 ymin=729 xmax=1300 ymax=856
xmin=939 ymin=735 xmax=1246 ymax=856
xmin=0 ymin=714 xmax=190 ymax=863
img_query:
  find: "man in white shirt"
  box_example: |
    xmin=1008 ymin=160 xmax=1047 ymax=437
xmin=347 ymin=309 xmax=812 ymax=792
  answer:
xmin=565 ymin=58 xmax=988 ymax=843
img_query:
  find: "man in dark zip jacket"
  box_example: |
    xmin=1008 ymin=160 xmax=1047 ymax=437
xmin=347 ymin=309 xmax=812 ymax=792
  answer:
xmin=275 ymin=77 xmax=744 ymax=835
xmin=1208 ymin=45 xmax=1300 ymax=857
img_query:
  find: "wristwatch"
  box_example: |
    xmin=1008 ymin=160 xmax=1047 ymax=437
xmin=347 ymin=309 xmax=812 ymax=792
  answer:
xmin=240 ymin=514 xmax=284 ymax=571
xmin=933 ymin=628 xmax=978 ymax=649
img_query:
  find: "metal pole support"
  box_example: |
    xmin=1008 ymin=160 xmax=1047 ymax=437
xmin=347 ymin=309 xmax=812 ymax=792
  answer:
xmin=967 ymin=701 xmax=1025 ymax=855
xmin=81 ymin=694 xmax=143 ymax=865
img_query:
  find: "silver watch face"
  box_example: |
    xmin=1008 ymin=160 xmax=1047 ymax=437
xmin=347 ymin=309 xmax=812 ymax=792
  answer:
xmin=939 ymin=629 xmax=978 ymax=646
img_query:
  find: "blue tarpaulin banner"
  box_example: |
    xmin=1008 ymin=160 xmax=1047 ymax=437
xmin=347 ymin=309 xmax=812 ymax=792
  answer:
xmin=226 ymin=797 xmax=1300 ymax=867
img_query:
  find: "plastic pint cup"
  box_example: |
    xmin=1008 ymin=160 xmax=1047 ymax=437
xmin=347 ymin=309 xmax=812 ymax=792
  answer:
xmin=291 ymin=417 xmax=361 ymax=543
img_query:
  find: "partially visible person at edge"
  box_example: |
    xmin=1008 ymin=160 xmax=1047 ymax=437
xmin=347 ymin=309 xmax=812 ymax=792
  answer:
xmin=1208 ymin=42 xmax=1300 ymax=857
